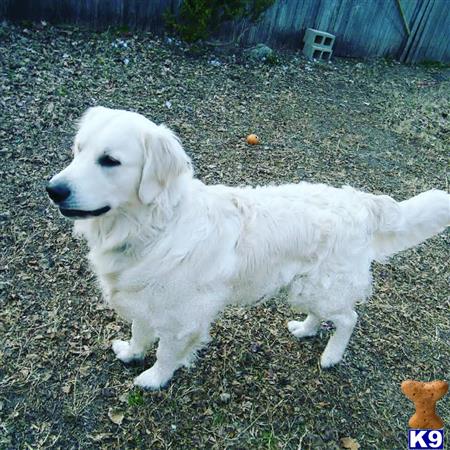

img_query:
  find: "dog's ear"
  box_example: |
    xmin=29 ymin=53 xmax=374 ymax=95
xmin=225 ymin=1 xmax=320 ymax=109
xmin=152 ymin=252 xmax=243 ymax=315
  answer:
xmin=139 ymin=124 xmax=192 ymax=205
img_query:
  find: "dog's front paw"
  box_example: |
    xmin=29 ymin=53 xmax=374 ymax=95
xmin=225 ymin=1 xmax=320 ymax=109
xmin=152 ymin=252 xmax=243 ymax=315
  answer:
xmin=134 ymin=365 xmax=173 ymax=390
xmin=320 ymin=350 xmax=342 ymax=369
xmin=112 ymin=339 xmax=144 ymax=363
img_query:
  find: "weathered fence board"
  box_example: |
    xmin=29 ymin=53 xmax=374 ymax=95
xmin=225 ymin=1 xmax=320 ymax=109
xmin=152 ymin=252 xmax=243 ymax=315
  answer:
xmin=401 ymin=0 xmax=450 ymax=63
xmin=1 ymin=0 xmax=449 ymax=62
xmin=1 ymin=0 xmax=173 ymax=30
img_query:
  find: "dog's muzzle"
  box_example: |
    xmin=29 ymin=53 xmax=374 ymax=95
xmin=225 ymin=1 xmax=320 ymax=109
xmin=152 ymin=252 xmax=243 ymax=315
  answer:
xmin=46 ymin=181 xmax=111 ymax=219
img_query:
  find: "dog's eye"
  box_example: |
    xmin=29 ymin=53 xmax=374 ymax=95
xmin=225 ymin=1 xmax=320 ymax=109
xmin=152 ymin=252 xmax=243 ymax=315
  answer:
xmin=98 ymin=155 xmax=121 ymax=167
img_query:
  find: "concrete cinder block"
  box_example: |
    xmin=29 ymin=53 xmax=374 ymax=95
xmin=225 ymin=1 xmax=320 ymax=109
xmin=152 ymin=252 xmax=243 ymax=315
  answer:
xmin=303 ymin=28 xmax=335 ymax=48
xmin=303 ymin=44 xmax=333 ymax=61
xmin=303 ymin=28 xmax=335 ymax=61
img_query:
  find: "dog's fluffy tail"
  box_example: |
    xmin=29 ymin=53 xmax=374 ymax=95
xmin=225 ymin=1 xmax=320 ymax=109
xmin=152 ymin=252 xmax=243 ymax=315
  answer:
xmin=370 ymin=189 xmax=449 ymax=261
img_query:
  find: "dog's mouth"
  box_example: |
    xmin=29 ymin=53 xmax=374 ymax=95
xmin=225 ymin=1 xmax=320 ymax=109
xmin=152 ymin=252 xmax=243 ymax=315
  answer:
xmin=59 ymin=206 xmax=111 ymax=219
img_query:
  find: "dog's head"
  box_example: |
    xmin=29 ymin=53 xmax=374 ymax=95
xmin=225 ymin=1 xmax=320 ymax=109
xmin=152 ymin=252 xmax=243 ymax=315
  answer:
xmin=46 ymin=107 xmax=192 ymax=219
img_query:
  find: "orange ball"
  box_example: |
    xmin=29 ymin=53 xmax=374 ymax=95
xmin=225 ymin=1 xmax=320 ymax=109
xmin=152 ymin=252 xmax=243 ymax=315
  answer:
xmin=246 ymin=134 xmax=260 ymax=145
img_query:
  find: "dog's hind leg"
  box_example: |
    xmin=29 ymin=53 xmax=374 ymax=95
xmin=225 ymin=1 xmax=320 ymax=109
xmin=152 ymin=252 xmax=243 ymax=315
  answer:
xmin=288 ymin=314 xmax=320 ymax=338
xmin=320 ymin=310 xmax=358 ymax=368
xmin=112 ymin=319 xmax=155 ymax=363
xmin=287 ymin=276 xmax=321 ymax=338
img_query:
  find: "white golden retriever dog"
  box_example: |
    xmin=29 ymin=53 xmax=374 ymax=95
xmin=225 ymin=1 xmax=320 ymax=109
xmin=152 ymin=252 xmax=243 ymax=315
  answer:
xmin=47 ymin=107 xmax=449 ymax=389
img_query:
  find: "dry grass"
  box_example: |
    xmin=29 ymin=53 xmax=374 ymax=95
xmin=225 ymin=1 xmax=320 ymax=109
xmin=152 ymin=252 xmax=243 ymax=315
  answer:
xmin=0 ymin=21 xmax=449 ymax=449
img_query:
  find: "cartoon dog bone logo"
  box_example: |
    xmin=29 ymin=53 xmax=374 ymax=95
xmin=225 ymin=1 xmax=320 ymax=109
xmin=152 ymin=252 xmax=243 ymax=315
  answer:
xmin=401 ymin=380 xmax=448 ymax=429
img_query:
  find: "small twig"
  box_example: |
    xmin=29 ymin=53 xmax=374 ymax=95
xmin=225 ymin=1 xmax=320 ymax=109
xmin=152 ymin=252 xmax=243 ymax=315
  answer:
xmin=296 ymin=428 xmax=309 ymax=450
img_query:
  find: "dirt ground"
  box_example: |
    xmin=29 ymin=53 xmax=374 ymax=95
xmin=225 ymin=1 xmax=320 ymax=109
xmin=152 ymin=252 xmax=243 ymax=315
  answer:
xmin=0 ymin=22 xmax=449 ymax=450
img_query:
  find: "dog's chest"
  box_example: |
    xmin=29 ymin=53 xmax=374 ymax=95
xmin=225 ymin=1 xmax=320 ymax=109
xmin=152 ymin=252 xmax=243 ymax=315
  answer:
xmin=90 ymin=241 xmax=135 ymax=270
xmin=89 ymin=243 xmax=142 ymax=294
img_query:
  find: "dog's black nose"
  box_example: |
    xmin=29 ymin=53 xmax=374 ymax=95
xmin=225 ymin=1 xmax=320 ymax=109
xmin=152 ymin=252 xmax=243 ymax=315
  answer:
xmin=46 ymin=183 xmax=71 ymax=204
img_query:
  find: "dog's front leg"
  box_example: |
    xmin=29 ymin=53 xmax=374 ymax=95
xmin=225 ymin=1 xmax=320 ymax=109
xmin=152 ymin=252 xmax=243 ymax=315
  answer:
xmin=112 ymin=319 xmax=155 ymax=363
xmin=134 ymin=328 xmax=205 ymax=390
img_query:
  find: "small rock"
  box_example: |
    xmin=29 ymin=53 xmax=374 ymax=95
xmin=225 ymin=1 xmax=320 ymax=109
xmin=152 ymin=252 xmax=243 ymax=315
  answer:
xmin=0 ymin=211 xmax=11 ymax=222
xmin=245 ymin=44 xmax=274 ymax=62
xmin=250 ymin=342 xmax=262 ymax=353
xmin=209 ymin=59 xmax=221 ymax=67
xmin=101 ymin=387 xmax=115 ymax=398
xmin=322 ymin=428 xmax=337 ymax=442
xmin=219 ymin=392 xmax=231 ymax=403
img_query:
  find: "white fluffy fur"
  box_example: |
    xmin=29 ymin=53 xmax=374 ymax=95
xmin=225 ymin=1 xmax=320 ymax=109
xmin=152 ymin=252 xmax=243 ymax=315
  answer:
xmin=49 ymin=107 xmax=450 ymax=389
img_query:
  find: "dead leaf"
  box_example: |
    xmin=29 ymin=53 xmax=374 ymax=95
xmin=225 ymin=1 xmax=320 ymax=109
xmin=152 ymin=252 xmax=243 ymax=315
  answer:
xmin=108 ymin=408 xmax=125 ymax=425
xmin=318 ymin=401 xmax=330 ymax=408
xmin=340 ymin=437 xmax=360 ymax=450
xmin=90 ymin=433 xmax=111 ymax=442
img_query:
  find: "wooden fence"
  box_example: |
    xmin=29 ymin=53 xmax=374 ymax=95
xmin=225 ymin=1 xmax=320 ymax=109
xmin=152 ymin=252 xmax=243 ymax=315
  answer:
xmin=1 ymin=0 xmax=449 ymax=63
